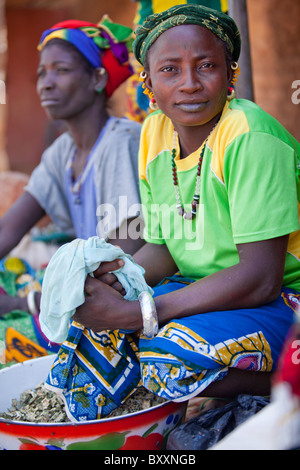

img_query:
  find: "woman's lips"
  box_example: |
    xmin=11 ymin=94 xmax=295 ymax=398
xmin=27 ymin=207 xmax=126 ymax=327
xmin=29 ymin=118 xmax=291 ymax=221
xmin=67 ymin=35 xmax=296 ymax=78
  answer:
xmin=175 ymin=101 xmax=207 ymax=112
xmin=40 ymin=98 xmax=59 ymax=107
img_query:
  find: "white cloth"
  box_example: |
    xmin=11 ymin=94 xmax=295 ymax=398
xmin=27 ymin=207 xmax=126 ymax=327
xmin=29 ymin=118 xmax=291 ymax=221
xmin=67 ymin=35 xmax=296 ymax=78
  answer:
xmin=39 ymin=237 xmax=153 ymax=343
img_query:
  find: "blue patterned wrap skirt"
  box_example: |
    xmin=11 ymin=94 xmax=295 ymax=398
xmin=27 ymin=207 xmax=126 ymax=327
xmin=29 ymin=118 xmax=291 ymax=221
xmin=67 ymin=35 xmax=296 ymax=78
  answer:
xmin=45 ymin=275 xmax=298 ymax=422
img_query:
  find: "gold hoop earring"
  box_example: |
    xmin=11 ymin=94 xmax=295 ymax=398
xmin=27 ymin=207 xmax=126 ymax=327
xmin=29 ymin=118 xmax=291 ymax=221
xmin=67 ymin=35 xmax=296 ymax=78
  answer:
xmin=139 ymin=69 xmax=154 ymax=100
xmin=149 ymin=97 xmax=159 ymax=110
xmin=230 ymin=62 xmax=240 ymax=92
xmin=227 ymin=87 xmax=236 ymax=101
xmin=140 ymin=70 xmax=148 ymax=80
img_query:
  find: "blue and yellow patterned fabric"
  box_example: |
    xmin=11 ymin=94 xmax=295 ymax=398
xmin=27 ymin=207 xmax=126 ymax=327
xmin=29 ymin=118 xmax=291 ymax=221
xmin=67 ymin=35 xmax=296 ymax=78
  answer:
xmin=45 ymin=277 xmax=298 ymax=422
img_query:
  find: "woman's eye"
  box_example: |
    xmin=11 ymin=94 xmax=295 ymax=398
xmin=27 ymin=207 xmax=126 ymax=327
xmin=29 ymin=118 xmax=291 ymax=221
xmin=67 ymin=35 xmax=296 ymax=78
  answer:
xmin=57 ymin=67 xmax=71 ymax=73
xmin=161 ymin=65 xmax=176 ymax=73
xmin=199 ymin=63 xmax=214 ymax=70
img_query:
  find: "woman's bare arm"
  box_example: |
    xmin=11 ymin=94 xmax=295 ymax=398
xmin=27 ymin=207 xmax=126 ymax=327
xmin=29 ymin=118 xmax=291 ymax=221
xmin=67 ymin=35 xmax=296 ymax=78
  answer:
xmin=0 ymin=192 xmax=46 ymax=316
xmin=0 ymin=191 xmax=46 ymax=260
xmin=155 ymin=235 xmax=289 ymax=324
xmin=74 ymin=235 xmax=289 ymax=332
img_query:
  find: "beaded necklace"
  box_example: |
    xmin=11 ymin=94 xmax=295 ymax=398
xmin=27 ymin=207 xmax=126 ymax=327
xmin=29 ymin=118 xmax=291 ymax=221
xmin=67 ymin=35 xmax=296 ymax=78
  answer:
xmin=171 ymin=120 xmax=220 ymax=220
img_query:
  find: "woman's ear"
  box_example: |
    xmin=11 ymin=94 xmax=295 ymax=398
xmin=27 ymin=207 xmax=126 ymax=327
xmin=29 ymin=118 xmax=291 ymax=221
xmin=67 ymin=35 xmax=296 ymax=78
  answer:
xmin=227 ymin=64 xmax=234 ymax=88
xmin=144 ymin=73 xmax=154 ymax=97
xmin=94 ymin=67 xmax=108 ymax=93
xmin=228 ymin=61 xmax=240 ymax=88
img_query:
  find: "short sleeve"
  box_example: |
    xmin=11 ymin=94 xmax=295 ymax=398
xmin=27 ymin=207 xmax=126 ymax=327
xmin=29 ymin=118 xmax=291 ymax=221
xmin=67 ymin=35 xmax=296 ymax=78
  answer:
xmin=224 ymin=132 xmax=300 ymax=243
xmin=138 ymin=115 xmax=166 ymax=245
xmin=94 ymin=119 xmax=143 ymax=239
xmin=25 ymin=133 xmax=75 ymax=235
xmin=139 ymin=177 xmax=165 ymax=244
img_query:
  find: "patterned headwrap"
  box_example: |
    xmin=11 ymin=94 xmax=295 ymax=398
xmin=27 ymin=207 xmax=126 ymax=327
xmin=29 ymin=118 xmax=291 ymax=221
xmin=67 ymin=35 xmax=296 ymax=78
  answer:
xmin=38 ymin=16 xmax=134 ymax=97
xmin=133 ymin=4 xmax=241 ymax=66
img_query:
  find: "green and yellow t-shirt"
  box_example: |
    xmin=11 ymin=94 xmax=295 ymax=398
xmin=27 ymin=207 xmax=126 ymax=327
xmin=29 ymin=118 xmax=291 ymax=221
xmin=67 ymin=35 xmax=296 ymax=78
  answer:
xmin=139 ymin=99 xmax=300 ymax=291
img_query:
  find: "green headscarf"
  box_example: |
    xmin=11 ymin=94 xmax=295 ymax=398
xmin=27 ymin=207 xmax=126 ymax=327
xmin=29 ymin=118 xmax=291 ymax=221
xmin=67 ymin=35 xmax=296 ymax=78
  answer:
xmin=133 ymin=4 xmax=241 ymax=66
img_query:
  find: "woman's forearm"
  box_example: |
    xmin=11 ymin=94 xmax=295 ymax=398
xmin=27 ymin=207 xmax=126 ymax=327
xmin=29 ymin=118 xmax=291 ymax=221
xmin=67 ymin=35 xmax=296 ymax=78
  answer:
xmin=0 ymin=226 xmax=25 ymax=260
xmin=133 ymin=242 xmax=178 ymax=287
xmin=154 ymin=236 xmax=288 ymax=325
xmin=154 ymin=263 xmax=271 ymax=325
xmin=74 ymin=236 xmax=288 ymax=333
xmin=0 ymin=192 xmax=46 ymax=259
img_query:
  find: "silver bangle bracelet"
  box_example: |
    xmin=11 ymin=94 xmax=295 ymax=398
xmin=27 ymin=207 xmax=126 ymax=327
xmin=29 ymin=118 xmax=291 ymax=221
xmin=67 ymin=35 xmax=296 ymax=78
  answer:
xmin=27 ymin=290 xmax=39 ymax=316
xmin=138 ymin=291 xmax=158 ymax=339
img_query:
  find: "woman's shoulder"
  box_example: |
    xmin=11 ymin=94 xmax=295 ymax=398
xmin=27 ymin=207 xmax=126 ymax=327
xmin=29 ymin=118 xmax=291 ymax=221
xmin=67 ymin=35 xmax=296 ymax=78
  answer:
xmin=139 ymin=111 xmax=173 ymax=177
xmin=225 ymin=99 xmax=297 ymax=140
xmin=218 ymin=98 xmax=300 ymax=151
xmin=39 ymin=132 xmax=75 ymax=170
xmin=42 ymin=131 xmax=74 ymax=156
xmin=142 ymin=110 xmax=169 ymax=128
xmin=106 ymin=116 xmax=141 ymax=137
xmin=141 ymin=110 xmax=172 ymax=143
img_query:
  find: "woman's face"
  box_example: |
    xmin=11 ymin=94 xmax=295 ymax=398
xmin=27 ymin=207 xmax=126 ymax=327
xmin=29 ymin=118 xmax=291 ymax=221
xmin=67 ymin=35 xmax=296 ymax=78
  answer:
xmin=37 ymin=43 xmax=98 ymax=121
xmin=145 ymin=24 xmax=233 ymax=129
